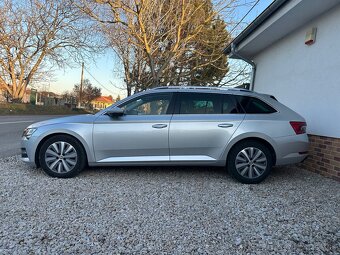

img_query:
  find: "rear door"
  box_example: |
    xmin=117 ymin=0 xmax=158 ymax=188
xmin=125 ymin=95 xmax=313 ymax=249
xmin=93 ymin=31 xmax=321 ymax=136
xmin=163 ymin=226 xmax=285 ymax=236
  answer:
xmin=169 ymin=92 xmax=245 ymax=162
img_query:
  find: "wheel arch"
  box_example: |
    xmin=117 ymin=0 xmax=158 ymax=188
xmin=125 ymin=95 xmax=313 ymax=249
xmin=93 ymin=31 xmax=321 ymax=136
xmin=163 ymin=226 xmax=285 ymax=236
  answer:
xmin=34 ymin=132 xmax=91 ymax=167
xmin=223 ymin=134 xmax=277 ymax=166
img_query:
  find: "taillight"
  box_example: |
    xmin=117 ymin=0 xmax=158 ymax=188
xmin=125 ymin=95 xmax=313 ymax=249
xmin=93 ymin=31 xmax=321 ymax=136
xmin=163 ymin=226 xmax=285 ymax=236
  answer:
xmin=290 ymin=121 xmax=307 ymax=135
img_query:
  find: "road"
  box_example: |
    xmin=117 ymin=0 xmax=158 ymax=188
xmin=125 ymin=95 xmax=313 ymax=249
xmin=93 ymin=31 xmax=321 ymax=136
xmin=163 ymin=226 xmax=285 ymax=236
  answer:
xmin=0 ymin=115 xmax=64 ymax=158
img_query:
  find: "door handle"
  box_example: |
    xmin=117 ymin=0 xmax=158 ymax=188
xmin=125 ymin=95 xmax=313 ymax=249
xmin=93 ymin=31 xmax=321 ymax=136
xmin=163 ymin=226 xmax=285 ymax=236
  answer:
xmin=218 ymin=123 xmax=233 ymax=128
xmin=152 ymin=124 xmax=168 ymax=129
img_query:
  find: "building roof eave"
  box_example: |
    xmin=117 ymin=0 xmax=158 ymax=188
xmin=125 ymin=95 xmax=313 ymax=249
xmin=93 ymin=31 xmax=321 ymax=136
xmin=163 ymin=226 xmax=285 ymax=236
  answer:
xmin=224 ymin=0 xmax=340 ymax=58
xmin=224 ymin=0 xmax=289 ymax=55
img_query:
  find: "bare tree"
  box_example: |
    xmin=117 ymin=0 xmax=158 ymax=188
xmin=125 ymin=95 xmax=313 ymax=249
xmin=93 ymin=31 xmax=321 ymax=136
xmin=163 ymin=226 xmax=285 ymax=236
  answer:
xmin=223 ymin=60 xmax=251 ymax=86
xmin=81 ymin=0 xmax=237 ymax=92
xmin=104 ymin=26 xmax=148 ymax=96
xmin=165 ymin=16 xmax=230 ymax=87
xmin=0 ymin=0 xmax=99 ymax=102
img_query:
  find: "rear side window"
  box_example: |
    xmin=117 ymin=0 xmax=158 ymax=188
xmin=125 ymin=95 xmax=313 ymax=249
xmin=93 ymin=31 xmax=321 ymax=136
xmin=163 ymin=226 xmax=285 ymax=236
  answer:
xmin=222 ymin=95 xmax=242 ymax=114
xmin=178 ymin=93 xmax=220 ymax=114
xmin=236 ymin=96 xmax=276 ymax=114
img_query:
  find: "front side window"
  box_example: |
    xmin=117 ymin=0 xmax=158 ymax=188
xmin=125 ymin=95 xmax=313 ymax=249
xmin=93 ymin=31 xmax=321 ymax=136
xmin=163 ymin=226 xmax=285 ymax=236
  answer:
xmin=236 ymin=96 xmax=277 ymax=114
xmin=120 ymin=93 xmax=172 ymax=115
xmin=178 ymin=93 xmax=220 ymax=114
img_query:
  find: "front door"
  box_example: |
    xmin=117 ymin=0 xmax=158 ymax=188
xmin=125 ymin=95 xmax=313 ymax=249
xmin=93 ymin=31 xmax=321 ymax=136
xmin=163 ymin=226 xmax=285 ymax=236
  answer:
xmin=93 ymin=93 xmax=173 ymax=163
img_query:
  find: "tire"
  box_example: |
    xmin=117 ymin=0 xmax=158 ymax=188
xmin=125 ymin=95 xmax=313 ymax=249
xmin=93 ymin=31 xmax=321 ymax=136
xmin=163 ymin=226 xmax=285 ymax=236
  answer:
xmin=227 ymin=140 xmax=273 ymax=184
xmin=39 ymin=135 xmax=86 ymax=178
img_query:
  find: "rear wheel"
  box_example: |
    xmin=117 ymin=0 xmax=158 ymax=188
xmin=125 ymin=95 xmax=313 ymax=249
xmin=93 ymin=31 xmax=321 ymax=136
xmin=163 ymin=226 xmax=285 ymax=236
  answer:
xmin=39 ymin=135 xmax=86 ymax=178
xmin=227 ymin=140 xmax=273 ymax=184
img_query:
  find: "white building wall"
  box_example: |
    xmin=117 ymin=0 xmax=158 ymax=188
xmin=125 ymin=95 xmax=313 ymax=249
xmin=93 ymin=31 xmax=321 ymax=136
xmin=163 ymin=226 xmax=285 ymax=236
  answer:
xmin=253 ymin=5 xmax=340 ymax=138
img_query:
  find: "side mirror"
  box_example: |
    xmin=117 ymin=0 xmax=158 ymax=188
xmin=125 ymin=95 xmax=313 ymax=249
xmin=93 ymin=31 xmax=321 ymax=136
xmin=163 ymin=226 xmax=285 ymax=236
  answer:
xmin=105 ymin=107 xmax=124 ymax=118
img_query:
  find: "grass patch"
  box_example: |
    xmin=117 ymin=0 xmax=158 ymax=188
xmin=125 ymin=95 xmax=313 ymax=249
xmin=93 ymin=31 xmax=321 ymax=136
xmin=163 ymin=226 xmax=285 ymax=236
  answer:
xmin=0 ymin=103 xmax=90 ymax=115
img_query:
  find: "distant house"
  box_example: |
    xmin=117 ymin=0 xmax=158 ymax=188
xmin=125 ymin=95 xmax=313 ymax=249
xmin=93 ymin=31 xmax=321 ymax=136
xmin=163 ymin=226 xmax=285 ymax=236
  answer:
xmin=38 ymin=91 xmax=61 ymax=106
xmin=91 ymin=96 xmax=114 ymax=110
xmin=224 ymin=0 xmax=340 ymax=180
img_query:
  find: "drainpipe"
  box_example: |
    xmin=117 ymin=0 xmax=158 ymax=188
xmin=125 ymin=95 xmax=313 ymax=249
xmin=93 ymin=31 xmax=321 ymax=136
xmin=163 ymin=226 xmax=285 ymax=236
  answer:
xmin=231 ymin=43 xmax=256 ymax=91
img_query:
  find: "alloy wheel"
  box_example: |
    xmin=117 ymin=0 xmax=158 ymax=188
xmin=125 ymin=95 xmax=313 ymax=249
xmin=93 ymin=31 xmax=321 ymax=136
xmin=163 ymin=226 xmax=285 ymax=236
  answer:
xmin=44 ymin=141 xmax=78 ymax=173
xmin=235 ymin=147 xmax=267 ymax=179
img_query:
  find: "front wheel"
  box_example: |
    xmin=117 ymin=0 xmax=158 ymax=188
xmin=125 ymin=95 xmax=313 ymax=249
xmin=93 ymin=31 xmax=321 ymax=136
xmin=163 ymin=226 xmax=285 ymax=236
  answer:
xmin=227 ymin=140 xmax=273 ymax=184
xmin=39 ymin=135 xmax=86 ymax=178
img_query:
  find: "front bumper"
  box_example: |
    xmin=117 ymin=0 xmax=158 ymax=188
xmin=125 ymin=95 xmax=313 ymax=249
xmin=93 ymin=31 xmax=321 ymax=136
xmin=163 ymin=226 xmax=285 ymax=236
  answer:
xmin=20 ymin=136 xmax=38 ymax=167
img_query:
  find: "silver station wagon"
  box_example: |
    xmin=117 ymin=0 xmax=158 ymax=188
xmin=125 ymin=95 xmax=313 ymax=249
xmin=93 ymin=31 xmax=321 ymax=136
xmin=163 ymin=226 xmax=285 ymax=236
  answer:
xmin=21 ymin=87 xmax=309 ymax=183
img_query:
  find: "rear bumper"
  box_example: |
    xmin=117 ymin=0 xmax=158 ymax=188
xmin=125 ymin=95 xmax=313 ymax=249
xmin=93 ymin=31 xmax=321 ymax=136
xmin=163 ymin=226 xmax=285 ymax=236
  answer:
xmin=274 ymin=134 xmax=309 ymax=166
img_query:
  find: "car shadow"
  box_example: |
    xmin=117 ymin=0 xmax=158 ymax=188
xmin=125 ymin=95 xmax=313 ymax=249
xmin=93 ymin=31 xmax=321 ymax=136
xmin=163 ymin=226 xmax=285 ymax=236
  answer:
xmin=24 ymin=161 xmax=304 ymax=184
xmin=81 ymin=165 xmax=229 ymax=178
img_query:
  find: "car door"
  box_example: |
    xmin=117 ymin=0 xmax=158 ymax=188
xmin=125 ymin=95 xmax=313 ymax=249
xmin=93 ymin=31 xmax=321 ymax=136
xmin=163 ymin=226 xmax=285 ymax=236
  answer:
xmin=169 ymin=92 xmax=245 ymax=162
xmin=93 ymin=92 xmax=174 ymax=163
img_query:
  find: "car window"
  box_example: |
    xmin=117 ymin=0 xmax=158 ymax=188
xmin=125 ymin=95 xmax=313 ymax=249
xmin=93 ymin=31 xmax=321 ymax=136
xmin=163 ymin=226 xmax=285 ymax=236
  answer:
xmin=222 ymin=95 xmax=242 ymax=114
xmin=178 ymin=93 xmax=220 ymax=114
xmin=120 ymin=93 xmax=172 ymax=115
xmin=236 ymin=96 xmax=276 ymax=114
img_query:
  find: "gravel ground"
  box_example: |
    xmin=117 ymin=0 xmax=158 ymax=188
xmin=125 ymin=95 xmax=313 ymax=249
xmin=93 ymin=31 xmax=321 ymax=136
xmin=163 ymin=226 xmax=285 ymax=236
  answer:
xmin=0 ymin=156 xmax=339 ymax=254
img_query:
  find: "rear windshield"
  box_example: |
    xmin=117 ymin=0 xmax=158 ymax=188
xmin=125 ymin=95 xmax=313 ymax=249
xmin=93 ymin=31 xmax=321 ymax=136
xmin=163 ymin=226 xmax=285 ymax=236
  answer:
xmin=236 ymin=96 xmax=277 ymax=114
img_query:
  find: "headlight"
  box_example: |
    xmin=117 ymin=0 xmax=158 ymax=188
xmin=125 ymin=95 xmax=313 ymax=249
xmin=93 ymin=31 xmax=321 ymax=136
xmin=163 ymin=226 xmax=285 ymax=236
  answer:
xmin=22 ymin=128 xmax=37 ymax=139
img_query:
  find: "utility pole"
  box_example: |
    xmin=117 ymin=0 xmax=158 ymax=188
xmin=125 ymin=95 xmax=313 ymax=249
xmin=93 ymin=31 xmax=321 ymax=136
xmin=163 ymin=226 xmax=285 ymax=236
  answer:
xmin=78 ymin=62 xmax=84 ymax=108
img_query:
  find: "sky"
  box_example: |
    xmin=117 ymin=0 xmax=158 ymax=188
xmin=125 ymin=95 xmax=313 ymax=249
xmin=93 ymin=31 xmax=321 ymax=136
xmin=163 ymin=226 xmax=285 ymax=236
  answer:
xmin=48 ymin=0 xmax=274 ymax=98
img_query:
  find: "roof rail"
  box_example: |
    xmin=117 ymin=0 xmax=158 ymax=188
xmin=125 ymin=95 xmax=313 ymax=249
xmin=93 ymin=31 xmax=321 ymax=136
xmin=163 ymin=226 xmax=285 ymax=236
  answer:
xmin=152 ymin=86 xmax=252 ymax=93
xmin=153 ymin=86 xmax=220 ymax=90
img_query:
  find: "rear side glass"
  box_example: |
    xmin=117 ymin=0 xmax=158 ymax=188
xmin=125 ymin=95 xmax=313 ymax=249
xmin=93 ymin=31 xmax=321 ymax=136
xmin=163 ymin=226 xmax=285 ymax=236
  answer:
xmin=222 ymin=95 xmax=242 ymax=114
xmin=178 ymin=93 xmax=220 ymax=114
xmin=236 ymin=96 xmax=277 ymax=114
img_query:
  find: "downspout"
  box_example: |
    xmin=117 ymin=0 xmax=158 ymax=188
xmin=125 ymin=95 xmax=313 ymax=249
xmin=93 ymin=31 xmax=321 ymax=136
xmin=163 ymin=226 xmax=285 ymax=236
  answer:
xmin=231 ymin=43 xmax=256 ymax=91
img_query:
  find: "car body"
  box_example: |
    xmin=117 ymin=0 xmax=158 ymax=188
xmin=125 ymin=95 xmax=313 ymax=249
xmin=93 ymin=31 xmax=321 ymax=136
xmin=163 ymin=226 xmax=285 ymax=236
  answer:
xmin=21 ymin=86 xmax=309 ymax=183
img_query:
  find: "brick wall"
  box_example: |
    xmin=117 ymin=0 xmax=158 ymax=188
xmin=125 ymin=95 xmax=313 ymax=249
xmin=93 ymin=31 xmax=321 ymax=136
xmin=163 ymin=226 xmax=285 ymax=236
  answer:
xmin=300 ymin=134 xmax=340 ymax=182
